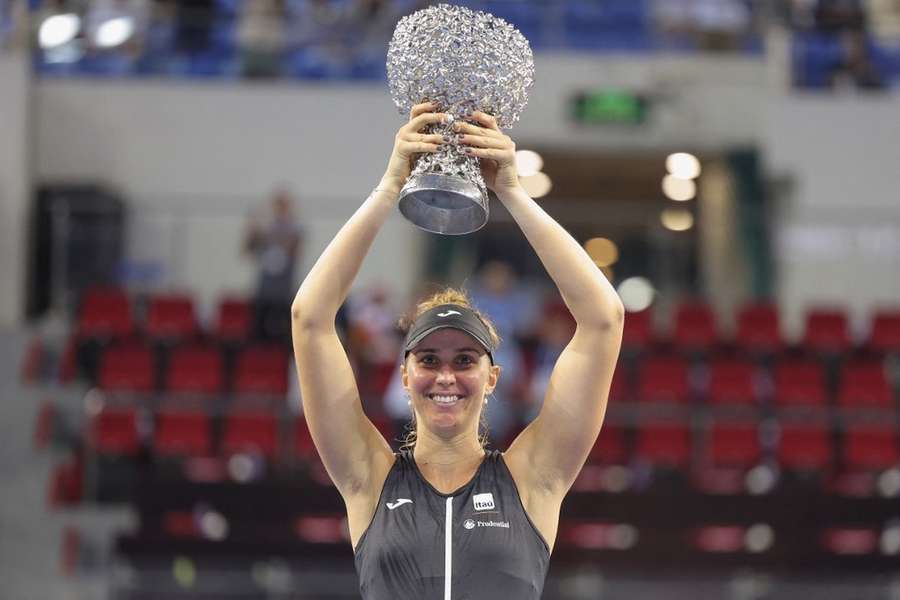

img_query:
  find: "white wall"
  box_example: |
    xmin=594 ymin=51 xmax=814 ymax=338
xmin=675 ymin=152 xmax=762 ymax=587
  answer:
xmin=765 ymin=95 xmax=900 ymax=338
xmin=0 ymin=51 xmax=29 ymax=329
xmin=33 ymin=54 xmax=767 ymax=310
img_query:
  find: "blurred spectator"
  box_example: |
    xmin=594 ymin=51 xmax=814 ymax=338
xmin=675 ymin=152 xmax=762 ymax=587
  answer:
xmin=829 ymin=29 xmax=886 ymax=89
xmin=468 ymin=260 xmax=539 ymax=342
xmin=865 ymin=0 xmax=900 ymax=41
xmin=654 ymin=0 xmax=754 ymax=51
xmin=786 ymin=0 xmax=820 ymax=28
xmin=135 ymin=0 xmax=176 ymax=72
xmin=814 ymin=0 xmax=866 ymax=31
xmin=175 ymin=0 xmax=212 ymax=54
xmin=524 ymin=299 xmax=577 ymax=421
xmin=243 ymin=188 xmax=302 ymax=342
xmin=692 ymin=0 xmax=753 ymax=51
xmin=345 ymin=284 xmax=399 ymax=371
xmin=237 ymin=0 xmax=285 ymax=78
xmin=1 ymin=0 xmax=26 ymax=49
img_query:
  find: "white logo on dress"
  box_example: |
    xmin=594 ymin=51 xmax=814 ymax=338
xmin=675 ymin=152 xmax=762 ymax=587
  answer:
xmin=437 ymin=310 xmax=462 ymax=317
xmin=386 ymin=499 xmax=413 ymax=510
xmin=464 ymin=519 xmax=476 ymax=530
xmin=473 ymin=493 xmax=495 ymax=511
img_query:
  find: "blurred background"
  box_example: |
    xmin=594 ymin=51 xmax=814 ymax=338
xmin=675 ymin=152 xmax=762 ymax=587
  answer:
xmin=2 ymin=0 xmax=900 ymax=598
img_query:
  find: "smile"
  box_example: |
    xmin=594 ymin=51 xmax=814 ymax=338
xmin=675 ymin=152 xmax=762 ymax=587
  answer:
xmin=429 ymin=394 xmax=462 ymax=406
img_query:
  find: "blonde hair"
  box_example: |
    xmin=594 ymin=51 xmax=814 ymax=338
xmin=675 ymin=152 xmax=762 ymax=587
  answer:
xmin=398 ymin=287 xmax=500 ymax=450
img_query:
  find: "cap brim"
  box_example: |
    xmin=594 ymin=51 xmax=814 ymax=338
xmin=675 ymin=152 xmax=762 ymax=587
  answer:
xmin=404 ymin=324 xmax=492 ymax=356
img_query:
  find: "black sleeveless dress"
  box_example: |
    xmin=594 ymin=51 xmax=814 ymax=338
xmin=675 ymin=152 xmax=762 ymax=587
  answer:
xmin=353 ymin=449 xmax=551 ymax=600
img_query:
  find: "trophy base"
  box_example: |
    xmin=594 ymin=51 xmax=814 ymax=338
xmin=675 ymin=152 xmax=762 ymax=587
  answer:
xmin=398 ymin=173 xmax=489 ymax=235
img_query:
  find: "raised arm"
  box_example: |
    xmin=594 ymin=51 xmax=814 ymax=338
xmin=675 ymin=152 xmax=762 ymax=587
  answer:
xmin=455 ymin=112 xmax=624 ymax=498
xmin=291 ymin=103 xmax=448 ymax=502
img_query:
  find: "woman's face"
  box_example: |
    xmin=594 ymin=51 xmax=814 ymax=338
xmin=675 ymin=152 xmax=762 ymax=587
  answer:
xmin=402 ymin=328 xmax=500 ymax=436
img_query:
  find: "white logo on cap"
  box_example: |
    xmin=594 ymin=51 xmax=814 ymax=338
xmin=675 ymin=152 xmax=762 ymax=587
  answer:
xmin=437 ymin=310 xmax=462 ymax=318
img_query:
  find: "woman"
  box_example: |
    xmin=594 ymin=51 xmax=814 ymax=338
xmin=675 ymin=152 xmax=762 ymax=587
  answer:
xmin=291 ymin=102 xmax=624 ymax=599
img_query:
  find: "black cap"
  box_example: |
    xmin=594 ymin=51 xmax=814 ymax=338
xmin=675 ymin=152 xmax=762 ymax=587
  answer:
xmin=403 ymin=304 xmax=494 ymax=364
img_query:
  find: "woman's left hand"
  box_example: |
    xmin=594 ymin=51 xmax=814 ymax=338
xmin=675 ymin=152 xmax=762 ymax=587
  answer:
xmin=454 ymin=111 xmax=521 ymax=195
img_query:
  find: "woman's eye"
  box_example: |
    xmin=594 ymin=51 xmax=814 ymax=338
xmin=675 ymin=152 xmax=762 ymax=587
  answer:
xmin=457 ymin=355 xmax=474 ymax=365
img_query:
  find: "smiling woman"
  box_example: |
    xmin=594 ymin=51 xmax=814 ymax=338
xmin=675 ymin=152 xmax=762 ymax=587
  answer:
xmin=290 ymin=101 xmax=623 ymax=600
xmin=397 ymin=290 xmax=502 ymax=449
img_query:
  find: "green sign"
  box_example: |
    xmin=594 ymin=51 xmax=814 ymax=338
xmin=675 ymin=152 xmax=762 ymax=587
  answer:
xmin=572 ymin=90 xmax=647 ymax=124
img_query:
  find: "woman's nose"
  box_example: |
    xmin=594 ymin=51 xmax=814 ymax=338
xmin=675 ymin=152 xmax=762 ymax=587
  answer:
xmin=435 ymin=367 xmax=456 ymax=384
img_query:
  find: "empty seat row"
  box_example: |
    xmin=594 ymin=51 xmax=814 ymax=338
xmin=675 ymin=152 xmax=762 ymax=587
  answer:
xmin=592 ymin=422 xmax=900 ymax=472
xmin=623 ymin=302 xmax=900 ymax=353
xmin=89 ymin=403 xmax=899 ymax=476
xmin=77 ymin=288 xmax=259 ymax=343
xmin=88 ymin=409 xmax=393 ymax=461
xmin=611 ymin=355 xmax=895 ymax=409
xmin=98 ymin=343 xmax=289 ymax=396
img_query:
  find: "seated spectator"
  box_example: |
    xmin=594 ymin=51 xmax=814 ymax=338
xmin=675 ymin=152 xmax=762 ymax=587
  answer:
xmin=829 ymin=30 xmax=886 ymax=89
xmin=865 ymin=0 xmax=900 ymax=42
xmin=815 ymin=0 xmax=866 ymax=31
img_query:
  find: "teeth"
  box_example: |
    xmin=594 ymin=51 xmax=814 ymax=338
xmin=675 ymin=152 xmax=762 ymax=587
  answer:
xmin=432 ymin=395 xmax=459 ymax=404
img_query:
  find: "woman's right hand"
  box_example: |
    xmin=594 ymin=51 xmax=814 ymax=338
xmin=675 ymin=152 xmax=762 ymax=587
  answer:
xmin=380 ymin=102 xmax=449 ymax=193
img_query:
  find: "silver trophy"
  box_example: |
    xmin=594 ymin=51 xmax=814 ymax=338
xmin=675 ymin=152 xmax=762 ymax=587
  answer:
xmin=386 ymin=3 xmax=534 ymax=235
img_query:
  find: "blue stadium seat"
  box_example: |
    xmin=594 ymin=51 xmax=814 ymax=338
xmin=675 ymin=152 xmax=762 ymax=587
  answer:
xmin=479 ymin=1 xmax=545 ymax=48
xmin=564 ymin=0 xmax=652 ymax=51
xmin=793 ymin=32 xmax=844 ymax=89
xmin=284 ymin=47 xmax=345 ymax=80
xmin=77 ymin=53 xmax=135 ymax=77
xmin=350 ymin=54 xmax=387 ymax=81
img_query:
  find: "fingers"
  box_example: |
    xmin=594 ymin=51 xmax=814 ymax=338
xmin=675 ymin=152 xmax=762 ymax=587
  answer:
xmin=456 ymin=133 xmax=509 ymax=150
xmin=409 ymin=101 xmax=439 ymax=120
xmin=403 ymin=111 xmax=450 ymax=134
xmin=453 ymin=120 xmax=503 ymax=139
xmin=458 ymin=146 xmax=511 ymax=161
xmin=402 ymin=132 xmax=445 ymax=146
xmin=470 ymin=111 xmax=500 ymax=131
xmin=397 ymin=132 xmax=443 ymax=156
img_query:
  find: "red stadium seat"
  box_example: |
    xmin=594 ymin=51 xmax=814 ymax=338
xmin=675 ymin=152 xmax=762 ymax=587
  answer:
xmin=622 ymin=309 xmax=653 ymax=350
xmin=233 ymin=345 xmax=289 ymax=396
xmin=154 ymin=411 xmax=211 ymax=456
xmin=97 ymin=343 xmax=156 ymax=393
xmin=837 ymin=360 xmax=893 ymax=409
xmin=803 ymin=308 xmax=850 ymax=353
xmin=735 ymin=302 xmax=781 ymax=353
xmin=843 ymin=426 xmax=899 ymax=471
xmin=89 ymin=407 xmax=140 ymax=455
xmin=214 ymin=297 xmax=253 ymax=342
xmin=607 ymin=366 xmax=630 ymax=403
xmin=221 ymin=413 xmax=279 ymax=459
xmin=145 ymin=294 xmax=198 ymax=341
xmin=707 ymin=358 xmax=757 ymax=406
xmin=587 ymin=425 xmax=627 ymax=465
xmin=869 ymin=310 xmax=900 ymax=353
xmin=165 ymin=345 xmax=224 ymax=395
xmin=635 ymin=422 xmax=691 ymax=467
xmin=294 ymin=418 xmax=317 ymax=459
xmin=76 ymin=287 xmax=134 ymax=339
xmin=778 ymin=424 xmax=831 ymax=470
xmin=673 ymin=301 xmax=718 ymax=350
xmin=637 ymin=355 xmax=691 ymax=404
xmin=773 ymin=359 xmax=828 ymax=407
xmin=707 ymin=423 xmax=761 ymax=467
